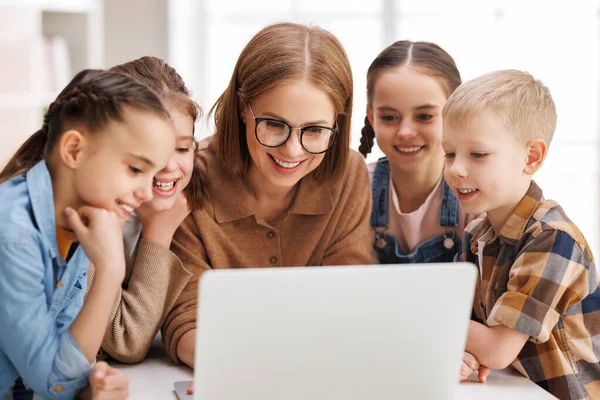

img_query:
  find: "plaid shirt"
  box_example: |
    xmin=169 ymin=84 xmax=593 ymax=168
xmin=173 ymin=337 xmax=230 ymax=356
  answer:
xmin=458 ymin=181 xmax=600 ymax=400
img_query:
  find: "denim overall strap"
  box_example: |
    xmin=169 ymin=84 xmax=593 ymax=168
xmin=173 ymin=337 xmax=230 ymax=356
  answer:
xmin=370 ymin=158 xmax=390 ymax=228
xmin=439 ymin=178 xmax=459 ymax=227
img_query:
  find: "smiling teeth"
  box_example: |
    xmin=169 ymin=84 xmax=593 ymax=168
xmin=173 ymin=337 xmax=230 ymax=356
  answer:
xmin=396 ymin=146 xmax=422 ymax=152
xmin=273 ymin=156 xmax=300 ymax=169
xmin=154 ymin=180 xmax=175 ymax=191
xmin=120 ymin=203 xmax=134 ymax=213
xmin=458 ymin=188 xmax=477 ymax=194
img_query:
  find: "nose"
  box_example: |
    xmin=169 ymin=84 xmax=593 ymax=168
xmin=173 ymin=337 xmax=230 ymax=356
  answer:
xmin=447 ymin=156 xmax=468 ymax=179
xmin=281 ymin=128 xmax=305 ymax=157
xmin=161 ymin=155 xmax=177 ymax=173
xmin=135 ymin=179 xmax=154 ymax=203
xmin=396 ymin=119 xmax=417 ymax=140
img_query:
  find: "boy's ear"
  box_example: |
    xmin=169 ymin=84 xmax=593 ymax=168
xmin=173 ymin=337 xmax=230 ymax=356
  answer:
xmin=523 ymin=138 xmax=547 ymax=175
xmin=58 ymin=130 xmax=87 ymax=169
xmin=366 ymin=106 xmax=374 ymax=127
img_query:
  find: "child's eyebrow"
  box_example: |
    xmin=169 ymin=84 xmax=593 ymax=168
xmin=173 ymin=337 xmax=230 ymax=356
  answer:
xmin=376 ymin=106 xmax=398 ymax=112
xmin=176 ymin=136 xmax=195 ymax=142
xmin=414 ymin=104 xmax=439 ymax=110
xmin=128 ymin=153 xmax=155 ymax=167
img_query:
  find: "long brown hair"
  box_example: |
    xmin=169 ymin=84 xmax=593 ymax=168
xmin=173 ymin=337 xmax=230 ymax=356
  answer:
xmin=110 ymin=56 xmax=204 ymax=210
xmin=0 ymin=69 xmax=170 ymax=183
xmin=359 ymin=41 xmax=461 ymax=157
xmin=210 ymin=22 xmax=353 ymax=185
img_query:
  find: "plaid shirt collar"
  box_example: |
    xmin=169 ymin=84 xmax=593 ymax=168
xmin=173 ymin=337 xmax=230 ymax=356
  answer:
xmin=470 ymin=180 xmax=543 ymax=254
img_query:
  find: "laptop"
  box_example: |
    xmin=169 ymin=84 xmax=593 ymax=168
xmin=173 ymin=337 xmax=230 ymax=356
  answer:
xmin=175 ymin=263 xmax=476 ymax=400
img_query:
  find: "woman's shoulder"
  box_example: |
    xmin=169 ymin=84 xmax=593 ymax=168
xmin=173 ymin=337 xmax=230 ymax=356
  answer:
xmin=345 ymin=150 xmax=369 ymax=178
xmin=329 ymin=149 xmax=371 ymax=199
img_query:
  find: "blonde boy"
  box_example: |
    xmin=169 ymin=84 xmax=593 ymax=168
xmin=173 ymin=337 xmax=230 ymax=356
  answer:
xmin=442 ymin=69 xmax=600 ymax=400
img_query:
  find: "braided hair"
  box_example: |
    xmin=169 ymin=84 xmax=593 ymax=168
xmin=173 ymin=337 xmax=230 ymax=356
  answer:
xmin=0 ymin=69 xmax=170 ymax=183
xmin=359 ymin=41 xmax=461 ymax=158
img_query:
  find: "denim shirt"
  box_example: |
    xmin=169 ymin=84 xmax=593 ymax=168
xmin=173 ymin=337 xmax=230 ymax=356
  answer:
xmin=0 ymin=161 xmax=91 ymax=399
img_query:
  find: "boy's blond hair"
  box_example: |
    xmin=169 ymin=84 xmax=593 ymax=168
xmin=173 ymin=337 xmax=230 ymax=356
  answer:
xmin=443 ymin=69 xmax=557 ymax=145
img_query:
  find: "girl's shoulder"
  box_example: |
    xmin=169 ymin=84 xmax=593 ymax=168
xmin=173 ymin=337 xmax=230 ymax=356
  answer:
xmin=0 ymin=164 xmax=51 ymax=245
xmin=366 ymin=157 xmax=388 ymax=183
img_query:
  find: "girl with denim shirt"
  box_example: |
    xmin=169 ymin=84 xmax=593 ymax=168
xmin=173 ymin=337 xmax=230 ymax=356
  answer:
xmin=0 ymin=69 xmax=175 ymax=399
xmin=359 ymin=41 xmax=478 ymax=265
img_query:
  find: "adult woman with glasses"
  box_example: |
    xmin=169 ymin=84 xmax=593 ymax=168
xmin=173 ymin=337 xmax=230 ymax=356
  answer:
xmin=161 ymin=22 xmax=375 ymax=368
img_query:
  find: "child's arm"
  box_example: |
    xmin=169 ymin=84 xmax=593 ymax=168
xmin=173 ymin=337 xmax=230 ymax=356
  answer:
xmin=468 ymin=229 xmax=595 ymax=371
xmin=0 ymin=240 xmax=91 ymax=398
xmin=466 ymin=321 xmax=529 ymax=369
xmin=161 ymin=213 xmax=211 ymax=367
xmin=91 ymin=193 xmax=192 ymax=363
xmin=66 ymin=206 xmax=126 ymax=363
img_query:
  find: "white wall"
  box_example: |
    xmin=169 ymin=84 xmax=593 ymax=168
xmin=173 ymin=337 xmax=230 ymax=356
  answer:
xmin=103 ymin=0 xmax=168 ymax=67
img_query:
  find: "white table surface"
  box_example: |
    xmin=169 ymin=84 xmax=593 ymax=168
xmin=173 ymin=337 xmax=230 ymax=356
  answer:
xmin=114 ymin=338 xmax=557 ymax=400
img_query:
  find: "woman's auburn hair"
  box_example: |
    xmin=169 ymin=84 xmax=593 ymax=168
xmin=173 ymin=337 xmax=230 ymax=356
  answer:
xmin=210 ymin=22 xmax=354 ymax=185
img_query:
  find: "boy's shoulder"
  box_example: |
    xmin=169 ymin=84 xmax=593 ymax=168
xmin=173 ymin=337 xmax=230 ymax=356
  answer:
xmin=522 ymin=197 xmax=594 ymax=260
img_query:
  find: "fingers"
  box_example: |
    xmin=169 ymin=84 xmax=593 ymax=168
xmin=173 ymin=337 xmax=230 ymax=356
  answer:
xmin=89 ymin=361 xmax=109 ymax=386
xmin=91 ymin=366 xmax=129 ymax=400
xmin=462 ymin=351 xmax=479 ymax=371
xmin=103 ymin=368 xmax=129 ymax=391
xmin=459 ymin=362 xmax=474 ymax=381
xmin=478 ymin=366 xmax=491 ymax=383
xmin=64 ymin=207 xmax=87 ymax=239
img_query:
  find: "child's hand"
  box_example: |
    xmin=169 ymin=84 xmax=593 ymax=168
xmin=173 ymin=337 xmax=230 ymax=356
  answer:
xmin=460 ymin=351 xmax=479 ymax=381
xmin=477 ymin=365 xmax=491 ymax=383
xmin=460 ymin=351 xmax=491 ymax=383
xmin=64 ymin=206 xmax=125 ymax=280
xmin=138 ymin=192 xmax=191 ymax=248
xmin=187 ymin=382 xmax=194 ymax=395
xmin=89 ymin=361 xmax=129 ymax=400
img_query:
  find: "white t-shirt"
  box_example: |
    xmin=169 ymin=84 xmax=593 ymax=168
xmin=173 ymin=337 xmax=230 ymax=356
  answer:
xmin=122 ymin=212 xmax=142 ymax=256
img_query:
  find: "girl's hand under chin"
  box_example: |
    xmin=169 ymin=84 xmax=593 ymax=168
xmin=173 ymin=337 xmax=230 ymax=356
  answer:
xmin=137 ymin=192 xmax=192 ymax=248
xmin=64 ymin=206 xmax=125 ymax=281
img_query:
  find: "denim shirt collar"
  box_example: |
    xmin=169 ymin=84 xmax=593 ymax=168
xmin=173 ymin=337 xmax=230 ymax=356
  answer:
xmin=27 ymin=160 xmax=59 ymax=260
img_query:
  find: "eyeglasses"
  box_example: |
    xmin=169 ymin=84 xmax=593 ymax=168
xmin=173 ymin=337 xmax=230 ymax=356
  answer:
xmin=246 ymin=102 xmax=338 ymax=155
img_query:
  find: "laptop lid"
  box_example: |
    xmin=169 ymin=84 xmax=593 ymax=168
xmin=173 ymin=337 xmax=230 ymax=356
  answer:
xmin=193 ymin=263 xmax=476 ymax=400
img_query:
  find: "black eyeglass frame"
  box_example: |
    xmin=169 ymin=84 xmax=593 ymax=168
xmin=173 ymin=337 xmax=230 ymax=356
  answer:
xmin=246 ymin=101 xmax=338 ymax=155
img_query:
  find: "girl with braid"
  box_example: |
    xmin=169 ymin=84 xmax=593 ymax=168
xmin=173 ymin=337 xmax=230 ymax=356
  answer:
xmin=360 ymin=41 xmax=487 ymax=383
xmin=359 ymin=41 xmax=477 ymax=265
xmin=85 ymin=56 xmax=205 ymax=364
xmin=0 ymin=69 xmax=175 ymax=400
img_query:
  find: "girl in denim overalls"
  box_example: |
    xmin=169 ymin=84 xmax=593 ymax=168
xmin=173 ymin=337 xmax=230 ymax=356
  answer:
xmin=359 ymin=41 xmax=477 ymax=264
xmin=0 ymin=70 xmax=175 ymax=400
